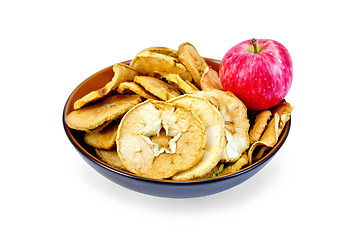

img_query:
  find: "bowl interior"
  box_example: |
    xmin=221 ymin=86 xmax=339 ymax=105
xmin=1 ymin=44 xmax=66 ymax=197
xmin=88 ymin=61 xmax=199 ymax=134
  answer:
xmin=63 ymin=58 xmax=289 ymax=183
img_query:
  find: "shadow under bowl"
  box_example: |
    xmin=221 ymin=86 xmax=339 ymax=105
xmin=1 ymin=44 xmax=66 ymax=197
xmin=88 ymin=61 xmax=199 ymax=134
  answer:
xmin=63 ymin=58 xmax=291 ymax=198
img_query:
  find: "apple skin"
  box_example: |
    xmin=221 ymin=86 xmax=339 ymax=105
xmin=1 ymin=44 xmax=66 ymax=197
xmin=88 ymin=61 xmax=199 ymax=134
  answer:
xmin=219 ymin=39 xmax=293 ymax=110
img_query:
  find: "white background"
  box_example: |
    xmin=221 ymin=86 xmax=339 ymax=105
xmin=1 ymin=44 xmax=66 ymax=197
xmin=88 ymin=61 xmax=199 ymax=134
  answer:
xmin=1 ymin=0 xmax=361 ymax=239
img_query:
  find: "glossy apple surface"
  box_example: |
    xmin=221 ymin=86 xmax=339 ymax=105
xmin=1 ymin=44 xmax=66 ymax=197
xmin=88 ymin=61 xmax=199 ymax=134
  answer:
xmin=219 ymin=39 xmax=293 ymax=110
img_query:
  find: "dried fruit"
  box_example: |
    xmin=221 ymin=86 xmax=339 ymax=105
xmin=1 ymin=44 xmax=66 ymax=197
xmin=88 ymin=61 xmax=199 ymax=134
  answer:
xmin=134 ymin=76 xmax=181 ymax=100
xmin=95 ymin=148 xmax=127 ymax=171
xmin=271 ymin=101 xmax=293 ymax=136
xmin=83 ymin=120 xmax=119 ymax=149
xmin=116 ymin=100 xmax=206 ymax=179
xmin=200 ymin=66 xmax=223 ymax=91
xmin=194 ymin=90 xmax=250 ymax=162
xmin=249 ymin=110 xmax=272 ymax=145
xmin=117 ymin=81 xmax=159 ymax=100
xmin=248 ymin=102 xmax=293 ymax=163
xmin=165 ymin=74 xmax=198 ymax=94
xmin=248 ymin=113 xmax=280 ymax=164
xmin=219 ymin=153 xmax=249 ymax=176
xmin=178 ymin=42 xmax=208 ymax=89
xmin=66 ymin=94 xmax=142 ymax=131
xmin=169 ymin=95 xmax=225 ymax=180
xmin=130 ymin=47 xmax=192 ymax=81
xmin=73 ymin=63 xmax=138 ymax=110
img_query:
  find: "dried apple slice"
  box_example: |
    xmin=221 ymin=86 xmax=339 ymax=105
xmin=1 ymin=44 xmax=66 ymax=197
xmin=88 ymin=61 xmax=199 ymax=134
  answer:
xmin=248 ymin=101 xmax=293 ymax=163
xmin=66 ymin=94 xmax=142 ymax=131
xmin=73 ymin=63 xmax=138 ymax=110
xmin=249 ymin=110 xmax=272 ymax=145
xmin=168 ymin=95 xmax=225 ymax=180
xmin=117 ymin=81 xmax=159 ymax=100
xmin=84 ymin=120 xmax=112 ymax=133
xmin=178 ymin=42 xmax=209 ymax=89
xmin=165 ymin=74 xmax=198 ymax=94
xmin=200 ymin=66 xmax=223 ymax=91
xmin=130 ymin=47 xmax=192 ymax=81
xmin=145 ymin=47 xmax=179 ymax=58
xmin=116 ymin=100 xmax=206 ymax=180
xmin=219 ymin=152 xmax=249 ymax=176
xmin=194 ymin=90 xmax=250 ymax=162
xmin=134 ymin=76 xmax=180 ymax=101
xmin=95 ymin=148 xmax=128 ymax=171
xmin=272 ymin=101 xmax=294 ymax=136
xmin=248 ymin=113 xmax=280 ymax=164
xmin=83 ymin=120 xmax=119 ymax=149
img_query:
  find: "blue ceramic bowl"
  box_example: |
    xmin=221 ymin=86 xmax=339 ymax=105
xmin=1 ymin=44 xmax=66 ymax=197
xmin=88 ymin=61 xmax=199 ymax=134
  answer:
xmin=63 ymin=58 xmax=291 ymax=198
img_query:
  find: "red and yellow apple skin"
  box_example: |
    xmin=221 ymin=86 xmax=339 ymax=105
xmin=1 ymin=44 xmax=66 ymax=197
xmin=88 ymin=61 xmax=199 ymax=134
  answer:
xmin=219 ymin=39 xmax=293 ymax=110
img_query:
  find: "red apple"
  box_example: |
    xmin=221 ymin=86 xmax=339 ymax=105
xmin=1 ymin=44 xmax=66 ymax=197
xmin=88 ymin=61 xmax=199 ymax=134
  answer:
xmin=219 ymin=38 xmax=293 ymax=110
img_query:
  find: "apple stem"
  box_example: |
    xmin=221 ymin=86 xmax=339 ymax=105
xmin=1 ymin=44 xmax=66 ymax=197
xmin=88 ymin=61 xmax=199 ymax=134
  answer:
xmin=251 ymin=38 xmax=257 ymax=54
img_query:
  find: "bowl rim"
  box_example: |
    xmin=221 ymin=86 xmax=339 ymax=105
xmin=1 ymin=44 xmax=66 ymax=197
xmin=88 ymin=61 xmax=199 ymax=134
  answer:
xmin=62 ymin=58 xmax=291 ymax=185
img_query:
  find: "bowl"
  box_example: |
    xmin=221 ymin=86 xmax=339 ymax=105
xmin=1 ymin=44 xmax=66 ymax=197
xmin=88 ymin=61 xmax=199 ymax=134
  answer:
xmin=63 ymin=58 xmax=291 ymax=198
